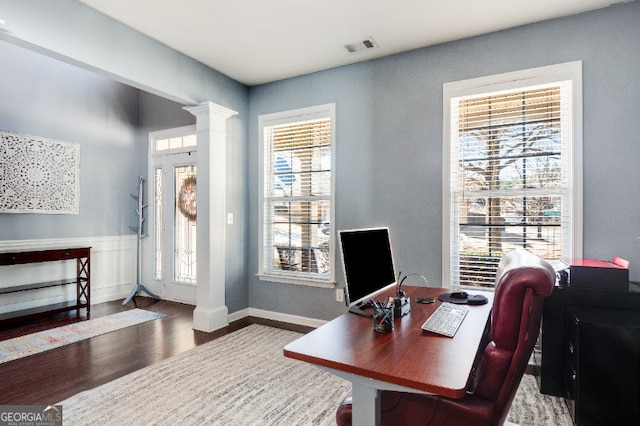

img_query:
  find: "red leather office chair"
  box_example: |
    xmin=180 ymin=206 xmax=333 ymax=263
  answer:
xmin=336 ymin=249 xmax=555 ymax=426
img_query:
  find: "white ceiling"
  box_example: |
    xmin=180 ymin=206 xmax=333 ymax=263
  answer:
xmin=78 ymin=0 xmax=630 ymax=86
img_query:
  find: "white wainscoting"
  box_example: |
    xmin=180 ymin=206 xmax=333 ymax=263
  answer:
xmin=0 ymin=235 xmax=137 ymax=315
xmin=0 ymin=236 xmax=331 ymax=328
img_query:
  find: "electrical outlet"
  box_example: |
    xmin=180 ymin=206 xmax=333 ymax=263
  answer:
xmin=336 ymin=288 xmax=344 ymax=303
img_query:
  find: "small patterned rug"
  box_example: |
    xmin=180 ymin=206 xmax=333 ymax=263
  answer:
xmin=0 ymin=309 xmax=164 ymax=364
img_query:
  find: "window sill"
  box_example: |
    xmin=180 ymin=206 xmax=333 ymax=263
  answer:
xmin=257 ymin=273 xmax=336 ymax=288
xmin=456 ymin=285 xmax=495 ymax=293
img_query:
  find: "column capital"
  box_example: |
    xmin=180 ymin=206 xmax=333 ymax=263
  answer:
xmin=184 ymin=101 xmax=238 ymax=120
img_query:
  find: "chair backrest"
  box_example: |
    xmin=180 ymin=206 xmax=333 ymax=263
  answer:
xmin=474 ymin=249 xmax=555 ymax=425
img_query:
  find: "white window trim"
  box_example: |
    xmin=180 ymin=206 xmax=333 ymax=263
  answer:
xmin=257 ymin=103 xmax=336 ymax=287
xmin=442 ymin=61 xmax=583 ymax=289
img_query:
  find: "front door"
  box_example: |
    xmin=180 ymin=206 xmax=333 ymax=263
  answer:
xmin=153 ymin=157 xmax=197 ymax=303
xmin=149 ymin=126 xmax=198 ymax=304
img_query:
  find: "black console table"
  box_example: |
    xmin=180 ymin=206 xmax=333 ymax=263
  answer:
xmin=0 ymin=247 xmax=91 ymax=324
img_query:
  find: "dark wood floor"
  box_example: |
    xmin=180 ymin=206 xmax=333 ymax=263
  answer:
xmin=0 ymin=297 xmax=313 ymax=405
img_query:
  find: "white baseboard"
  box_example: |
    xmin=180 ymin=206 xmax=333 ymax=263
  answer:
xmin=238 ymin=307 xmax=328 ymax=329
xmin=228 ymin=308 xmax=250 ymax=323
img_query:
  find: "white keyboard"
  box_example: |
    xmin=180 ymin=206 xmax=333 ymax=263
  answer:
xmin=421 ymin=302 xmax=469 ymax=337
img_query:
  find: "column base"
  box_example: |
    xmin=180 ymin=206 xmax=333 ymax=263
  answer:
xmin=192 ymin=305 xmax=229 ymax=332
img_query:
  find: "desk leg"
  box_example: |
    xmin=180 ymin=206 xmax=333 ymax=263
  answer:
xmin=351 ymin=383 xmax=380 ymax=426
xmin=317 ymin=366 xmax=428 ymax=426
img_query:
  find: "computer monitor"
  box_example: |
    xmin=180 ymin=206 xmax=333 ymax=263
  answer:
xmin=338 ymin=227 xmax=397 ymax=316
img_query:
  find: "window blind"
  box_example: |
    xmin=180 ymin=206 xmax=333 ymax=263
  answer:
xmin=450 ymin=82 xmax=571 ymax=287
xmin=263 ymin=117 xmax=332 ymax=278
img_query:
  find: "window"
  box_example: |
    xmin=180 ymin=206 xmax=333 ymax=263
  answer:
xmin=443 ymin=62 xmax=582 ymax=288
xmin=154 ymin=131 xmax=196 ymax=152
xmin=258 ymin=104 xmax=336 ymax=286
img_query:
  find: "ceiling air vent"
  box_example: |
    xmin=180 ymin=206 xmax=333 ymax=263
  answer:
xmin=344 ymin=37 xmax=378 ymax=54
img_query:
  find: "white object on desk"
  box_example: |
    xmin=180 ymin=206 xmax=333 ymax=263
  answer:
xmin=421 ymin=302 xmax=469 ymax=337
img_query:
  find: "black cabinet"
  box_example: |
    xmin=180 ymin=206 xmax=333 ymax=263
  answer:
xmin=565 ymin=306 xmax=640 ymax=425
xmin=537 ymin=285 xmax=640 ymax=397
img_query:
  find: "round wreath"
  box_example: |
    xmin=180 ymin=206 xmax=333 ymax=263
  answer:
xmin=178 ymin=175 xmax=197 ymax=221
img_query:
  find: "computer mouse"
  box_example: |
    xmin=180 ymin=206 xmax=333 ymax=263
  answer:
xmin=450 ymin=291 xmax=468 ymax=299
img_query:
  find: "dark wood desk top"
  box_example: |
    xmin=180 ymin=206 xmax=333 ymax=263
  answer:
xmin=284 ymin=286 xmax=493 ymax=399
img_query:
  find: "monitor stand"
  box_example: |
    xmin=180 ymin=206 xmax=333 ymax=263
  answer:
xmin=348 ymin=303 xmax=373 ymax=318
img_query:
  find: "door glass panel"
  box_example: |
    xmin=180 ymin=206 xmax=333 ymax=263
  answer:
xmin=174 ymin=166 xmax=197 ymax=284
xmin=154 ymin=168 xmax=163 ymax=280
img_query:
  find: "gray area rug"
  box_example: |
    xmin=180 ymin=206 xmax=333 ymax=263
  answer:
xmin=509 ymin=374 xmax=573 ymax=426
xmin=59 ymin=324 xmax=572 ymax=425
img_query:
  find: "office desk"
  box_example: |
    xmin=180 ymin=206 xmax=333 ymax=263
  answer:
xmin=283 ymin=286 xmax=493 ymax=426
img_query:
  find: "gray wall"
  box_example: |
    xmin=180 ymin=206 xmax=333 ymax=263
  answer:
xmin=0 ymin=39 xmax=143 ymax=239
xmin=0 ymin=1 xmax=250 ymax=315
xmin=1 ymin=1 xmax=638 ymax=321
xmin=248 ymin=2 xmax=640 ymax=320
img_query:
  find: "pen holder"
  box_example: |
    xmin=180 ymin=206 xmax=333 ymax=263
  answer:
xmin=373 ymin=306 xmax=394 ymax=333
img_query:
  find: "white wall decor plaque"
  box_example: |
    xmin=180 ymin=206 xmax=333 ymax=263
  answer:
xmin=0 ymin=130 xmax=80 ymax=214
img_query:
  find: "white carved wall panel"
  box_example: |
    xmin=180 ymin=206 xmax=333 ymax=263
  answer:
xmin=0 ymin=129 xmax=80 ymax=214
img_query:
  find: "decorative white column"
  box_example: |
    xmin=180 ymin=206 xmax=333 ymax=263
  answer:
xmin=184 ymin=101 xmax=238 ymax=332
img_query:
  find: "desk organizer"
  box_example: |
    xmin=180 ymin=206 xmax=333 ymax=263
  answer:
xmin=373 ymin=306 xmax=394 ymax=333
